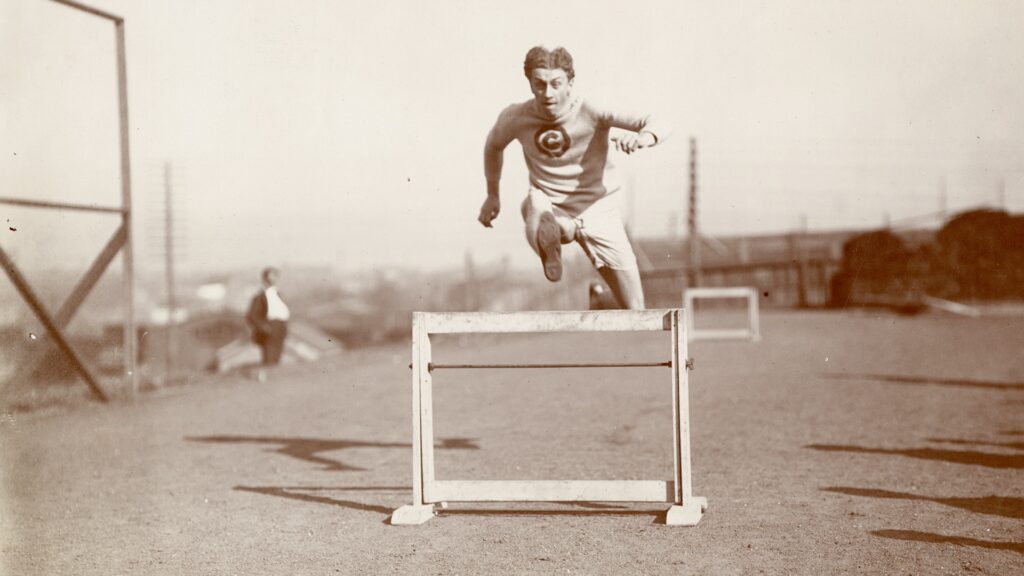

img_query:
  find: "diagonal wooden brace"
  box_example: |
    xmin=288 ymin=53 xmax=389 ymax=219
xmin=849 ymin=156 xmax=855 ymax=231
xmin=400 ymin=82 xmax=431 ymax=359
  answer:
xmin=11 ymin=224 xmax=126 ymax=385
xmin=0 ymin=244 xmax=109 ymax=402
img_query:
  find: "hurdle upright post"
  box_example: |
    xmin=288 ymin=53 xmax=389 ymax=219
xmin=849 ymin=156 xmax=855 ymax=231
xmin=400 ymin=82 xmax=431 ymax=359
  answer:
xmin=419 ymin=315 xmax=437 ymax=500
xmin=393 ymin=313 xmax=437 ymax=525
xmin=666 ymin=309 xmax=705 ymax=524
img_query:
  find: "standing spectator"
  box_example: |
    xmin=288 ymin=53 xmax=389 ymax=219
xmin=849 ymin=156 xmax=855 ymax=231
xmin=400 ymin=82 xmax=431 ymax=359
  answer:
xmin=246 ymin=267 xmax=289 ymax=379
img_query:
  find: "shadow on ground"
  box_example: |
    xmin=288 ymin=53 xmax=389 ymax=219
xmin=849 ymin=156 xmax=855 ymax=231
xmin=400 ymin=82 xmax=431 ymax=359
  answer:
xmin=823 ymin=373 xmax=1024 ymax=391
xmin=926 ymin=437 xmax=1024 ymax=451
xmin=824 ymin=487 xmax=1024 ymax=519
xmin=807 ymin=444 xmax=1024 ymax=469
xmin=872 ymin=530 xmax=1024 ymax=554
xmin=235 ymin=486 xmax=652 ymax=524
xmin=187 ymin=435 xmax=478 ymax=471
xmin=235 ymin=485 xmax=401 ymax=515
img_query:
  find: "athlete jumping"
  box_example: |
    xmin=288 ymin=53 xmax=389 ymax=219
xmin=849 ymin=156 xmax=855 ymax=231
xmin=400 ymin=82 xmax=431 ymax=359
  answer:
xmin=478 ymin=45 xmax=670 ymax=310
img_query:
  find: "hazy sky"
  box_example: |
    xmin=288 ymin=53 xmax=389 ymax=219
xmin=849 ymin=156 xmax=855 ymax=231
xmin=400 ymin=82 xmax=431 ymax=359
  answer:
xmin=2 ymin=0 xmax=1022 ymax=276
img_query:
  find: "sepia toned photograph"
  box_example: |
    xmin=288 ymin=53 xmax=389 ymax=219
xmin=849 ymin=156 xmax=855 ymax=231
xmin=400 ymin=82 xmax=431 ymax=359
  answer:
xmin=1 ymin=1 xmax=1022 ymax=574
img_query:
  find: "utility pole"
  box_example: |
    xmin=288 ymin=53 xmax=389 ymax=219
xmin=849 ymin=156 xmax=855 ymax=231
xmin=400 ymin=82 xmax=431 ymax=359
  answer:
xmin=464 ymin=251 xmax=476 ymax=311
xmin=687 ymin=137 xmax=701 ymax=288
xmin=793 ymin=214 xmax=809 ymax=308
xmin=938 ymin=176 xmax=947 ymax=217
xmin=164 ymin=162 xmax=178 ymax=382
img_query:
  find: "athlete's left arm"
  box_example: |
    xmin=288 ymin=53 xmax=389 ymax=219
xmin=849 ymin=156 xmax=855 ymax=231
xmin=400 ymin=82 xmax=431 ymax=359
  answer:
xmin=596 ymin=103 xmax=673 ymax=155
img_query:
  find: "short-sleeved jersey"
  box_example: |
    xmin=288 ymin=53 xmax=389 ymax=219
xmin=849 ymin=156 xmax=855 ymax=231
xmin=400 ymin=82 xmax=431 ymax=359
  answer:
xmin=486 ymin=96 xmax=667 ymax=216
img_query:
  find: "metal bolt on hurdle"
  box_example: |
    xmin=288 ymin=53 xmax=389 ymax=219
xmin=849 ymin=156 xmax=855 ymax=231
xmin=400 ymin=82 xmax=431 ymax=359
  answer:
xmin=389 ymin=309 xmax=708 ymax=526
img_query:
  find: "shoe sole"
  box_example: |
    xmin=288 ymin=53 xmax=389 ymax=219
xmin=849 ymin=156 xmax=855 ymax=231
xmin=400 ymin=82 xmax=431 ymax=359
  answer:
xmin=537 ymin=212 xmax=563 ymax=282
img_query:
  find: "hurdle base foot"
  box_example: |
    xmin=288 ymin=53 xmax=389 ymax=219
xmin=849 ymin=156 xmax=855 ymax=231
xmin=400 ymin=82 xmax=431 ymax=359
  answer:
xmin=390 ymin=504 xmax=436 ymax=525
xmin=665 ymin=497 xmax=707 ymax=526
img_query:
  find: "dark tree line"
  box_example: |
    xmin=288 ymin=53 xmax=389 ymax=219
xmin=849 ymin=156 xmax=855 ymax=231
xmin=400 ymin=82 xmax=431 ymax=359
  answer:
xmin=831 ymin=209 xmax=1024 ymax=307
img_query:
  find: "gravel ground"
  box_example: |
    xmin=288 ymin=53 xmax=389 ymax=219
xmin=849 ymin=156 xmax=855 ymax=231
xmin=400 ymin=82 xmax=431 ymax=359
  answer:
xmin=1 ymin=309 xmax=1022 ymax=575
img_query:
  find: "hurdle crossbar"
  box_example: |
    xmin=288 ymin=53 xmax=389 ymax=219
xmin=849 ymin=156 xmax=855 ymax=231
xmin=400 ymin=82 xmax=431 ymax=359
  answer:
xmin=390 ymin=309 xmax=706 ymax=526
xmin=427 ymin=361 xmax=672 ymax=371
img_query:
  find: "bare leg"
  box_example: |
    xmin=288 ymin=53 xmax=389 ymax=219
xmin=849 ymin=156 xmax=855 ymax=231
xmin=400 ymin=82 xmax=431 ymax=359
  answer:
xmin=597 ymin=266 xmax=646 ymax=310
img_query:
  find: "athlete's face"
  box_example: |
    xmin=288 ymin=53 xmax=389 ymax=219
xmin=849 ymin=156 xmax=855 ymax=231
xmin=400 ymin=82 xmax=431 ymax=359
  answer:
xmin=529 ymin=68 xmax=573 ymax=118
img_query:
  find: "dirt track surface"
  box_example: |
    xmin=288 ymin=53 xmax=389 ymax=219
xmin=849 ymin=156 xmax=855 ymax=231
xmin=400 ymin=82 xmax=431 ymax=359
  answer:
xmin=2 ymin=310 xmax=1023 ymax=575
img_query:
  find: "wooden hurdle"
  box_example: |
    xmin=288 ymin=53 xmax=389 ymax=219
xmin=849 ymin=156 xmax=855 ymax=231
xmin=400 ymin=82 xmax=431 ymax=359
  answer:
xmin=389 ymin=309 xmax=707 ymax=526
xmin=683 ymin=287 xmax=761 ymax=342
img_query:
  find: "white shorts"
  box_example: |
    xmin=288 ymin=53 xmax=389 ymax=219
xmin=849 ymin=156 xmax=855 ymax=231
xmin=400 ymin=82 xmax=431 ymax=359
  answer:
xmin=570 ymin=205 xmax=639 ymax=271
xmin=525 ymin=191 xmax=639 ymax=272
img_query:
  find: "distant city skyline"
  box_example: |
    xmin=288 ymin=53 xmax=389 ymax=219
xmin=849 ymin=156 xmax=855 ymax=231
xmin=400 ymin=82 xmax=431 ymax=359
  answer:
xmin=2 ymin=0 xmax=1022 ymax=276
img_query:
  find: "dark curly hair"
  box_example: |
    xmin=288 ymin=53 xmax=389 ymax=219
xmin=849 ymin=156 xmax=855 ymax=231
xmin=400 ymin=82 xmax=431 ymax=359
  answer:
xmin=523 ymin=46 xmax=575 ymax=81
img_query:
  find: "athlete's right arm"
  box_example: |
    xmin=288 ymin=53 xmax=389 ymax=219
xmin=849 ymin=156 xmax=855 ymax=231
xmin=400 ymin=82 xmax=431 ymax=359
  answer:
xmin=478 ymin=181 xmax=501 ymax=228
xmin=480 ymin=108 xmax=516 ymax=228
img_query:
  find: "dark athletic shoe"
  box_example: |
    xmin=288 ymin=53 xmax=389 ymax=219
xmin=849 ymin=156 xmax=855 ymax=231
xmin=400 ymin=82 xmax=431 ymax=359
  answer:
xmin=537 ymin=212 xmax=563 ymax=282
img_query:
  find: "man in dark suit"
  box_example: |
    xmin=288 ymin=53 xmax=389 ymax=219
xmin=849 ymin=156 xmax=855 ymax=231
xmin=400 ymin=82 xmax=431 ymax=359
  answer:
xmin=246 ymin=267 xmax=289 ymax=374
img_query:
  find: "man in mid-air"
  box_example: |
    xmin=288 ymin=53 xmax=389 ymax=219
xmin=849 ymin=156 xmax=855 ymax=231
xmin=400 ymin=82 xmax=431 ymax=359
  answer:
xmin=479 ymin=45 xmax=670 ymax=309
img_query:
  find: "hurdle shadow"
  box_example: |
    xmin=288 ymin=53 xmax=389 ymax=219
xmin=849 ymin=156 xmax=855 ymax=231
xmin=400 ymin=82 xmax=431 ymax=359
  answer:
xmin=186 ymin=435 xmax=479 ymax=471
xmin=926 ymin=437 xmax=1024 ymax=451
xmin=822 ymin=373 xmax=1024 ymax=391
xmin=806 ymin=443 xmax=1024 ymax=469
xmin=823 ymin=487 xmax=1024 ymax=519
xmin=871 ymin=530 xmax=1024 ymax=554
xmin=234 ymin=486 xmax=646 ymax=524
xmin=235 ymin=485 xmax=405 ymax=516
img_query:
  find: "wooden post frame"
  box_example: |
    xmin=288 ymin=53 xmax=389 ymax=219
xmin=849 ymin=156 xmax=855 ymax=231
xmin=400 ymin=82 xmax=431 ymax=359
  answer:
xmin=0 ymin=0 xmax=139 ymax=396
xmin=683 ymin=287 xmax=761 ymax=342
xmin=10 ymin=223 xmax=127 ymax=390
xmin=390 ymin=309 xmax=707 ymax=526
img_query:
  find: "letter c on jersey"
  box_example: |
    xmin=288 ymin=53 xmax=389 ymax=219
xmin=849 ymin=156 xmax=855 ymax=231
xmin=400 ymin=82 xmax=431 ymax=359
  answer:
xmin=534 ymin=125 xmax=571 ymax=158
